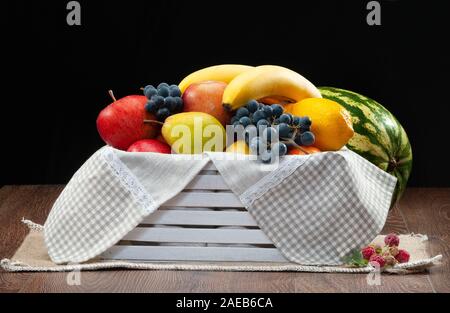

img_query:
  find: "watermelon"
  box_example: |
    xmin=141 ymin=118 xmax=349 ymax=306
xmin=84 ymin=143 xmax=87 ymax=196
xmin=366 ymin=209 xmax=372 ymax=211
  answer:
xmin=318 ymin=87 xmax=412 ymax=206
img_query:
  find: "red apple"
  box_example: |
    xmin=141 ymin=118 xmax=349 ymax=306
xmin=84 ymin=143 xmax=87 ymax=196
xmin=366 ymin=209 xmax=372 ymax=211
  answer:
xmin=156 ymin=134 xmax=168 ymax=145
xmin=127 ymin=139 xmax=171 ymax=154
xmin=182 ymin=81 xmax=232 ymax=126
xmin=96 ymin=93 xmax=159 ymax=150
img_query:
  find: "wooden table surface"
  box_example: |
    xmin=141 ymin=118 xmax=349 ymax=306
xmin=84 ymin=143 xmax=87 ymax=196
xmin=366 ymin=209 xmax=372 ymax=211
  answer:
xmin=0 ymin=186 xmax=449 ymax=293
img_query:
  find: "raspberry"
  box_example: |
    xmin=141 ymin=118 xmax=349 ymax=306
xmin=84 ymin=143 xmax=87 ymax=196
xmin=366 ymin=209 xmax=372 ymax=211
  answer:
xmin=384 ymin=233 xmax=400 ymax=247
xmin=361 ymin=246 xmax=376 ymax=260
xmin=389 ymin=246 xmax=399 ymax=257
xmin=369 ymin=254 xmax=386 ymax=268
xmin=395 ymin=249 xmax=410 ymax=263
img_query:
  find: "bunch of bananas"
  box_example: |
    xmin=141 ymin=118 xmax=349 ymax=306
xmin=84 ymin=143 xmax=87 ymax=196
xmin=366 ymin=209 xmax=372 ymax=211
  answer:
xmin=178 ymin=64 xmax=322 ymax=111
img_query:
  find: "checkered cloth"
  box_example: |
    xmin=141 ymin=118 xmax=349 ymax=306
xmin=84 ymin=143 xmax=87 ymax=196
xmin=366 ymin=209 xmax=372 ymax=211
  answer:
xmin=44 ymin=146 xmax=396 ymax=265
xmin=243 ymin=151 xmax=396 ymax=265
xmin=44 ymin=148 xmax=154 ymax=263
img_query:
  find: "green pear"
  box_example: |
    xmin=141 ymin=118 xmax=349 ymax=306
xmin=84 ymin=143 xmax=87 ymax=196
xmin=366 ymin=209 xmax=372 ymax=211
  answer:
xmin=162 ymin=112 xmax=226 ymax=154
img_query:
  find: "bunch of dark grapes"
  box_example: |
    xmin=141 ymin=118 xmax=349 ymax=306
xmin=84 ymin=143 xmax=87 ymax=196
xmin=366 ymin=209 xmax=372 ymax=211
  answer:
xmin=230 ymin=100 xmax=315 ymax=163
xmin=143 ymin=83 xmax=183 ymax=121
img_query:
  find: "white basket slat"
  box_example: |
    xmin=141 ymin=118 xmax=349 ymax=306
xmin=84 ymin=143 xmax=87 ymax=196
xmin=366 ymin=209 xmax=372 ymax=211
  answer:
xmin=122 ymin=227 xmax=272 ymax=244
xmin=102 ymin=245 xmax=287 ymax=262
xmin=142 ymin=210 xmax=257 ymax=226
xmin=162 ymin=191 xmax=243 ymax=208
xmin=184 ymin=175 xmax=229 ymax=190
xmin=100 ymin=161 xmax=290 ymax=263
xmin=157 ymin=206 xmax=218 ymax=211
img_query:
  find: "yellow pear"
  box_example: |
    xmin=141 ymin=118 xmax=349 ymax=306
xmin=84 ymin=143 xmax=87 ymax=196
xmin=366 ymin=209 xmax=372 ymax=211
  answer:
xmin=162 ymin=112 xmax=225 ymax=154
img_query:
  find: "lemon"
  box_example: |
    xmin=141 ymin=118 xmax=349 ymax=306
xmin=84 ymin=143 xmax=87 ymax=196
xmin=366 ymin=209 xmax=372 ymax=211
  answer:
xmin=226 ymin=140 xmax=250 ymax=154
xmin=290 ymin=98 xmax=354 ymax=151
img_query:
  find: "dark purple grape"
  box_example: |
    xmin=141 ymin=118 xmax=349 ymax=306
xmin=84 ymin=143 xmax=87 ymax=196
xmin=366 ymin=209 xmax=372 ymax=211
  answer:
xmin=256 ymin=119 xmax=270 ymax=129
xmin=279 ymin=114 xmax=292 ymax=124
xmin=239 ymin=116 xmax=252 ymax=127
xmin=262 ymin=105 xmax=273 ymax=117
xmin=173 ymin=97 xmax=183 ymax=112
xmin=272 ymin=142 xmax=287 ymax=156
xmin=164 ymin=96 xmax=176 ymax=111
xmin=145 ymin=99 xmax=158 ymax=113
xmin=299 ymin=116 xmax=312 ymax=126
xmin=300 ymin=125 xmax=311 ymax=133
xmin=157 ymin=86 xmax=170 ymax=97
xmin=277 ymin=123 xmax=292 ymax=139
xmin=271 ymin=104 xmax=283 ymax=117
xmin=169 ymin=85 xmax=182 ymax=97
xmin=236 ymin=107 xmax=250 ymax=118
xmin=292 ymin=116 xmax=301 ymax=127
xmin=152 ymin=95 xmax=165 ymax=107
xmin=143 ymin=85 xmax=157 ymax=99
xmin=252 ymin=110 xmax=266 ymax=123
xmin=156 ymin=108 xmax=171 ymax=121
xmin=300 ymin=131 xmax=315 ymax=146
xmin=157 ymin=82 xmax=169 ymax=89
xmin=246 ymin=100 xmax=259 ymax=113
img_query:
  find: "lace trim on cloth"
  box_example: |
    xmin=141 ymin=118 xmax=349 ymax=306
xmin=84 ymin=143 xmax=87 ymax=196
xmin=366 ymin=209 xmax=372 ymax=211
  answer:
xmin=239 ymin=155 xmax=311 ymax=207
xmin=100 ymin=147 xmax=156 ymax=214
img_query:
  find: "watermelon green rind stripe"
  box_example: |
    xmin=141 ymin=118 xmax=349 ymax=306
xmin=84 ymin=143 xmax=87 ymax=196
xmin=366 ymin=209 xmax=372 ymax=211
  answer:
xmin=318 ymin=87 xmax=413 ymax=205
xmin=343 ymin=104 xmax=392 ymax=158
xmin=319 ymin=89 xmax=393 ymax=159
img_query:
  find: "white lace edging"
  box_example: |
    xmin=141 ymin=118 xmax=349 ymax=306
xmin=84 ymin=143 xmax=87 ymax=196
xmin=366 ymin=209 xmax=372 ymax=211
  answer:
xmin=100 ymin=147 xmax=156 ymax=214
xmin=240 ymin=156 xmax=311 ymax=207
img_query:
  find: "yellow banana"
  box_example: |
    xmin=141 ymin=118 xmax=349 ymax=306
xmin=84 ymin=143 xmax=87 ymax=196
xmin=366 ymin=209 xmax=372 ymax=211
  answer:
xmin=222 ymin=65 xmax=322 ymax=111
xmin=178 ymin=64 xmax=254 ymax=93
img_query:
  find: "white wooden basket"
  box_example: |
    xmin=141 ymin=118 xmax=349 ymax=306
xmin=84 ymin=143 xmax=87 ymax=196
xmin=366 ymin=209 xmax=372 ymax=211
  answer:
xmin=100 ymin=162 xmax=288 ymax=263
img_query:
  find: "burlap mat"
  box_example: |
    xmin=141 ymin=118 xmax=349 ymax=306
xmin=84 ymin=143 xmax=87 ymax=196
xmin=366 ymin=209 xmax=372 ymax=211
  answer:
xmin=0 ymin=220 xmax=442 ymax=274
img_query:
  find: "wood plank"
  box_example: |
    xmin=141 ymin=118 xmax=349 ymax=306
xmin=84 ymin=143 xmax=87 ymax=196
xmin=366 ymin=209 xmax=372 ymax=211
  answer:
xmin=101 ymin=245 xmax=287 ymax=262
xmin=397 ymin=188 xmax=450 ymax=293
xmin=184 ymin=175 xmax=229 ymax=190
xmin=17 ymin=271 xmax=296 ymax=293
xmin=0 ymin=186 xmax=14 ymax=206
xmin=122 ymin=227 xmax=272 ymax=244
xmin=0 ymin=185 xmax=64 ymax=292
xmin=293 ymin=272 xmax=434 ymax=293
xmin=142 ymin=210 xmax=258 ymax=226
xmin=0 ymin=272 xmax=38 ymax=293
xmin=381 ymin=204 xmax=409 ymax=234
xmin=161 ymin=192 xmax=243 ymax=208
xmin=0 ymin=185 xmax=64 ymax=258
xmin=16 ymin=270 xmax=433 ymax=293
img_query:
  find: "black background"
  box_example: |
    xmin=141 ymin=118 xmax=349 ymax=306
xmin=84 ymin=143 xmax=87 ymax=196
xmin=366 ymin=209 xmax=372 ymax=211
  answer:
xmin=1 ymin=0 xmax=449 ymax=186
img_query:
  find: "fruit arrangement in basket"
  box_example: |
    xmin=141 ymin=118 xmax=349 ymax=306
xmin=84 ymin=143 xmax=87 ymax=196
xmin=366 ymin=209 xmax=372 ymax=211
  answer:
xmin=96 ymin=64 xmax=412 ymax=204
